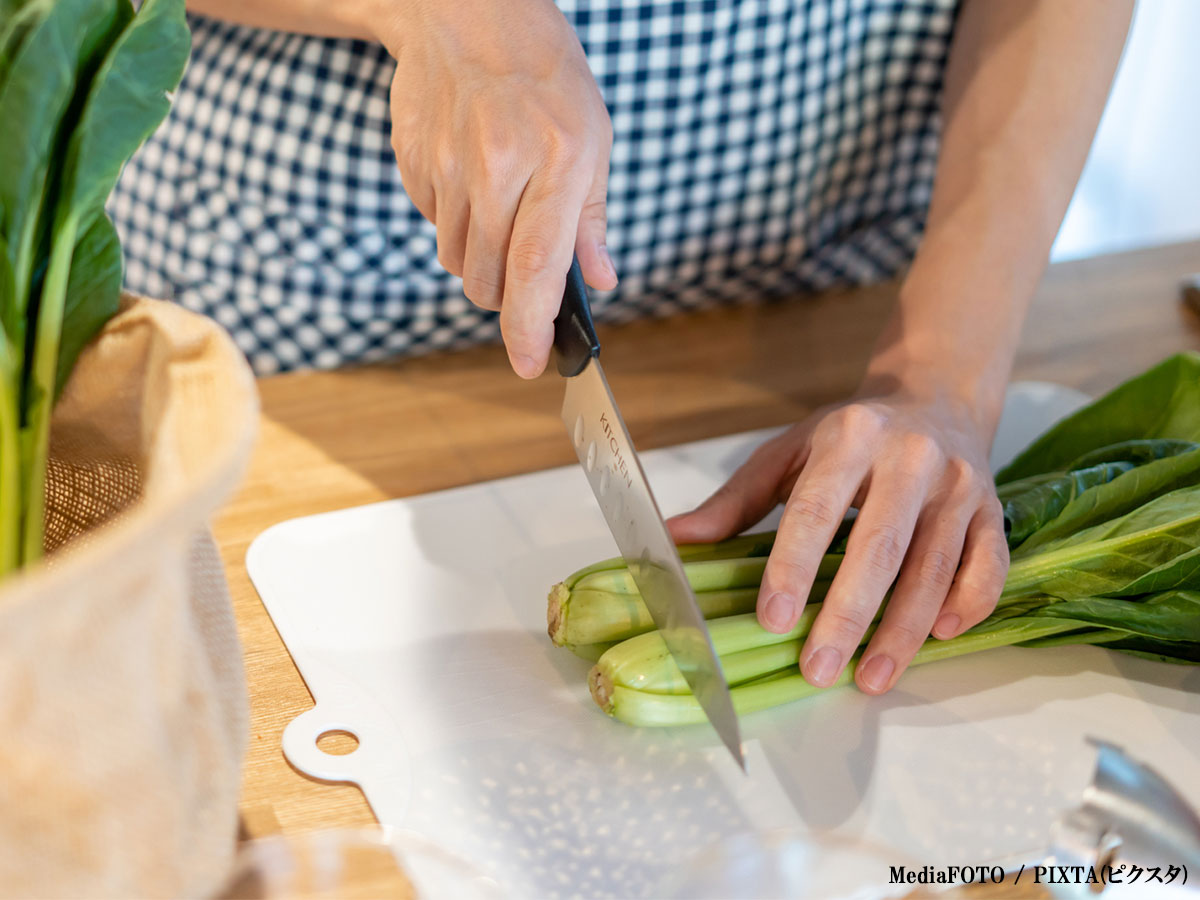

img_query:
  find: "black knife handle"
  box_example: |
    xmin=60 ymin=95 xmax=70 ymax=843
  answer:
xmin=552 ymin=256 xmax=600 ymax=377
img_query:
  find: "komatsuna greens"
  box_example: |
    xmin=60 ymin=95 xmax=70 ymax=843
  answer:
xmin=0 ymin=0 xmax=189 ymax=576
xmin=546 ymin=353 xmax=1200 ymax=726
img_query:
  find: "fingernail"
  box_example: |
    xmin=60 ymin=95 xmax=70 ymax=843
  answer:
xmin=805 ymin=646 xmax=842 ymax=687
xmin=512 ymin=354 xmax=541 ymax=379
xmin=933 ymin=613 xmax=961 ymax=639
xmin=599 ymin=245 xmax=617 ymax=282
xmin=859 ymin=655 xmax=895 ymax=693
xmin=762 ymin=592 xmax=796 ymax=632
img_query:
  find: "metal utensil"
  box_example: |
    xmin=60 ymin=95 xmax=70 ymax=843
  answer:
xmin=942 ymin=738 xmax=1200 ymax=897
xmin=1046 ymin=738 xmax=1200 ymax=896
xmin=552 ymin=256 xmax=745 ymax=770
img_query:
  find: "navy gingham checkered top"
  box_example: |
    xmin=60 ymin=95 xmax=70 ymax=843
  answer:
xmin=109 ymin=0 xmax=957 ymax=374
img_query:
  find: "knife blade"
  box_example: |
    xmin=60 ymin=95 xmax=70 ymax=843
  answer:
xmin=552 ymin=257 xmax=745 ymax=770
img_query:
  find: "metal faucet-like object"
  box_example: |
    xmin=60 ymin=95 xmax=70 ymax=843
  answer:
xmin=1046 ymin=738 xmax=1200 ymax=897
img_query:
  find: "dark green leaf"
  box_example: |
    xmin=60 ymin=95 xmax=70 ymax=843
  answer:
xmin=995 ymin=472 xmax=1064 ymax=503
xmin=0 ymin=0 xmax=129 ymax=307
xmin=0 ymin=0 xmax=45 ymax=97
xmin=55 ymin=210 xmax=119 ymax=393
xmin=1013 ymin=448 xmax=1200 ymax=556
xmin=1110 ymin=546 xmax=1200 ymax=597
xmin=56 ymin=0 xmax=189 ymax=221
xmin=1067 ymin=438 xmax=1199 ymax=472
xmin=1003 ymin=461 xmax=1133 ymax=547
xmin=997 ymin=353 xmax=1200 ymax=483
xmin=1031 ymin=591 xmax=1200 ymax=643
xmin=3 ymin=0 xmax=188 ymax=567
xmin=0 ymin=0 xmax=33 ymax=19
xmin=1003 ymin=485 xmax=1200 ymax=599
xmin=39 ymin=0 xmax=187 ymax=401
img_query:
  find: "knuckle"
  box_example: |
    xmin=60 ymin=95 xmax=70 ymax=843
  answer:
xmin=541 ymin=127 xmax=586 ymax=165
xmin=862 ymin=523 xmax=906 ymax=575
xmin=820 ymin=606 xmax=871 ymax=643
xmin=462 ymin=271 xmax=503 ymax=309
xmin=884 ymin=618 xmax=933 ymax=652
xmin=954 ymin=559 xmax=1007 ymax=613
xmin=433 ymin=142 xmax=460 ymax=178
xmin=579 ymin=197 xmax=607 ymax=229
xmin=838 ymin=403 xmax=886 ymax=437
xmin=917 ymin=548 xmax=959 ymax=587
xmin=503 ymin=325 xmax=542 ymax=357
xmin=902 ymin=432 xmax=942 ymax=470
xmin=770 ymin=555 xmax=818 ymax=589
xmin=946 ymin=455 xmax=976 ymax=487
xmin=955 ymin=580 xmax=1002 ymax=619
xmin=475 ymin=143 xmax=520 ymax=187
xmin=939 ymin=458 xmax=991 ymax=508
xmin=787 ymin=492 xmax=841 ymax=531
xmin=507 ymin=237 xmax=556 ymax=283
xmin=982 ymin=542 xmax=1011 ymax=578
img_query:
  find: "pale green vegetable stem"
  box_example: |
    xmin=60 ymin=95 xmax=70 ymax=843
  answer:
xmin=18 ymin=213 xmax=76 ymax=562
xmin=592 ymin=617 xmax=1089 ymax=727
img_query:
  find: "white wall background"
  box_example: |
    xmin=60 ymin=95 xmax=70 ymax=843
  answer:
xmin=1051 ymin=0 xmax=1200 ymax=261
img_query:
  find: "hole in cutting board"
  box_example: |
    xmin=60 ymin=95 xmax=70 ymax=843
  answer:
xmin=316 ymin=729 xmax=360 ymax=755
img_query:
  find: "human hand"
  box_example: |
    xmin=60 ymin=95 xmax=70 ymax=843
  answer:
xmin=668 ymin=385 xmax=1008 ymax=695
xmin=376 ymin=0 xmax=617 ymax=377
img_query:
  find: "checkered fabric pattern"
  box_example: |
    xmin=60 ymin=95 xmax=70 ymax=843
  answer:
xmin=108 ymin=0 xmax=958 ymax=375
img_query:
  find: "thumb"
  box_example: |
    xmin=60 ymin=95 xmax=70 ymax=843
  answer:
xmin=574 ymin=163 xmax=617 ymax=291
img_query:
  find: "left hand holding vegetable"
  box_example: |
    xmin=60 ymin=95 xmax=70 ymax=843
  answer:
xmin=662 ymin=0 xmax=1132 ymax=696
xmin=554 ymin=354 xmax=1200 ymax=726
xmin=669 ymin=377 xmax=1008 ymax=696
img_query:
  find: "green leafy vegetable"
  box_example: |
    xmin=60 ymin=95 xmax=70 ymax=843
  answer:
xmin=55 ymin=211 xmax=121 ymax=392
xmin=1067 ymin=438 xmax=1198 ymax=471
xmin=0 ymin=0 xmax=189 ymax=576
xmin=997 ymin=354 xmax=1200 ymax=483
xmin=1003 ymin=485 xmax=1200 ymax=598
xmin=1014 ymin=447 xmax=1200 ymax=555
xmin=1030 ymin=590 xmax=1200 ymax=644
xmin=551 ymin=354 xmax=1200 ymax=727
xmin=1003 ymin=460 xmax=1132 ymax=546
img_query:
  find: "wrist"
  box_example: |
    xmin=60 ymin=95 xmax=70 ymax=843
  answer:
xmin=858 ymin=334 xmax=1012 ymax=440
xmin=858 ymin=259 xmax=1031 ymax=438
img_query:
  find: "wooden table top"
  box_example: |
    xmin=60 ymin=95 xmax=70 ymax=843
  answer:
xmin=212 ymin=239 xmax=1200 ymax=889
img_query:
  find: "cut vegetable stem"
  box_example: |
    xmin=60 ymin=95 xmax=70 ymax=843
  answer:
xmin=591 ymin=617 xmax=1087 ymax=727
xmin=548 ymin=550 xmax=842 ymax=646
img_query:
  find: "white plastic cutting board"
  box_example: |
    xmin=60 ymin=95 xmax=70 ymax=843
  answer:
xmin=247 ymin=384 xmax=1200 ymax=898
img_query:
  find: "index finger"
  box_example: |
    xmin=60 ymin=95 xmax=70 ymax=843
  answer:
xmin=500 ymin=167 xmax=592 ymax=378
xmin=758 ymin=445 xmax=871 ymax=633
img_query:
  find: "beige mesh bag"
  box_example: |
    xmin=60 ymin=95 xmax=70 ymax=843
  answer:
xmin=0 ymin=295 xmax=258 ymax=898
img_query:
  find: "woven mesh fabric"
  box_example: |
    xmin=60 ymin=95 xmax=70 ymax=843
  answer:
xmin=0 ymin=295 xmax=258 ymax=898
xmin=44 ymin=432 xmax=142 ymax=556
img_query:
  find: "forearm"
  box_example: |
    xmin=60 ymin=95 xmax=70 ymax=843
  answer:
xmin=185 ymin=0 xmax=379 ymax=40
xmin=866 ymin=0 xmax=1132 ymax=433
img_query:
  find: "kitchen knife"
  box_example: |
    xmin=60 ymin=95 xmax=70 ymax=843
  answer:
xmin=553 ymin=256 xmax=745 ymax=770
